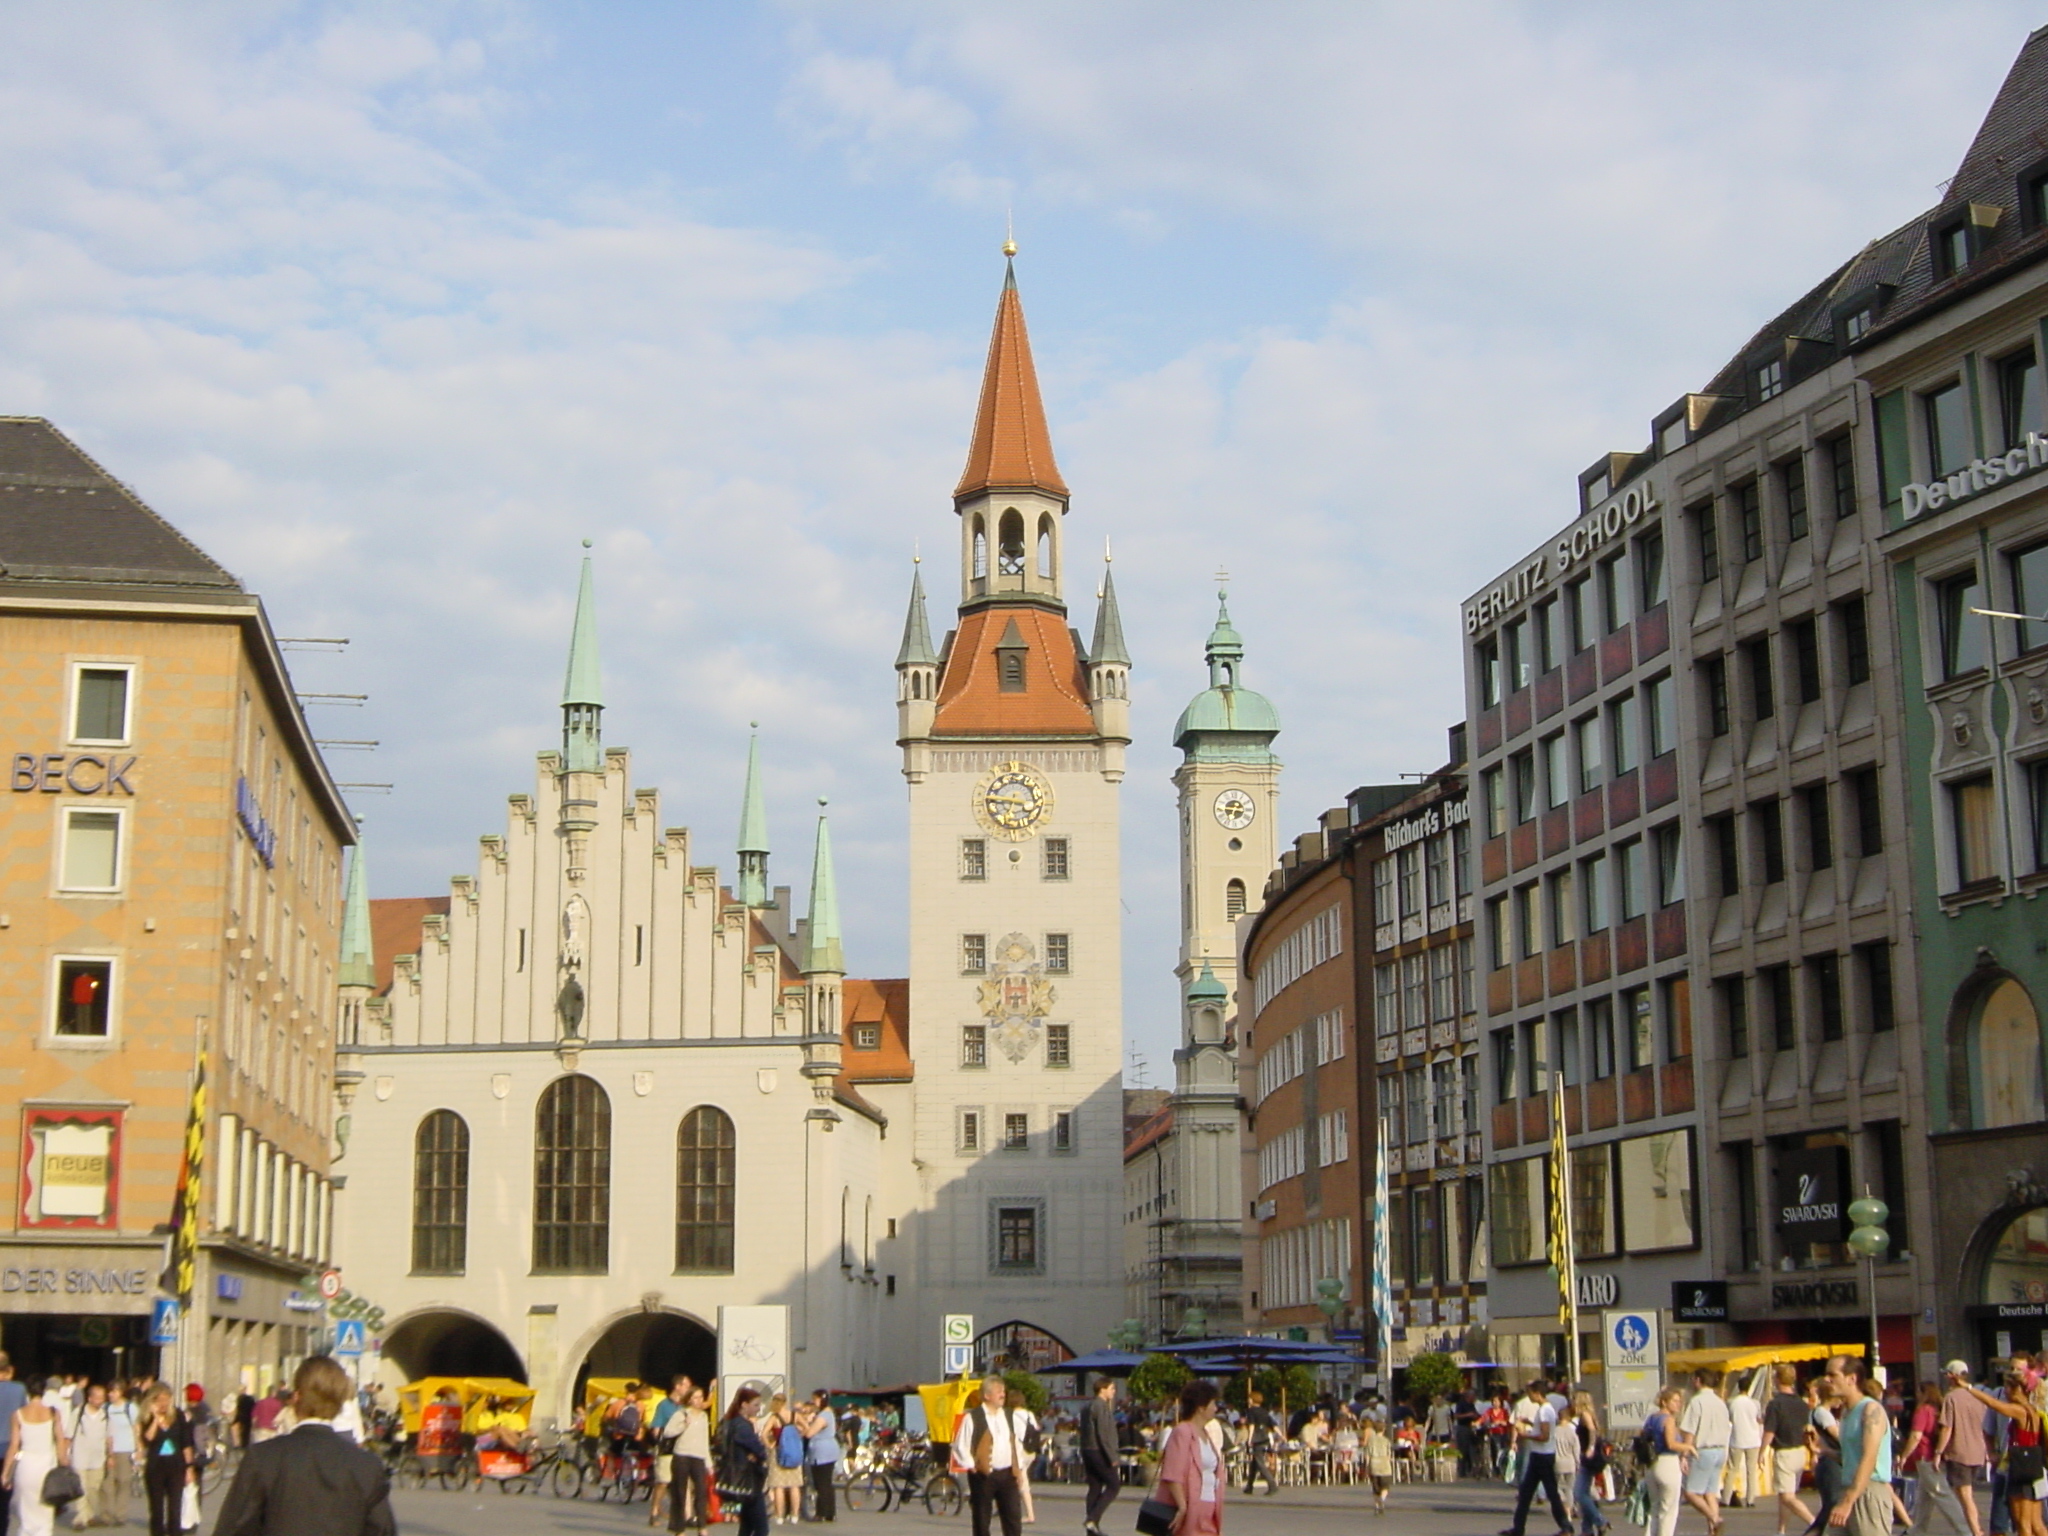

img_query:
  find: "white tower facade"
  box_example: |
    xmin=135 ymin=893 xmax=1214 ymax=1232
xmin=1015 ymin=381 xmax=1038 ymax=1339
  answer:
xmin=896 ymin=259 xmax=1127 ymax=1373
xmin=1143 ymin=593 xmax=1282 ymax=1339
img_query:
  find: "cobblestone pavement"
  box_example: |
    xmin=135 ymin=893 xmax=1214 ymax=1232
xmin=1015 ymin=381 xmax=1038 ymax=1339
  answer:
xmin=195 ymin=1474 xmax=1815 ymax=1536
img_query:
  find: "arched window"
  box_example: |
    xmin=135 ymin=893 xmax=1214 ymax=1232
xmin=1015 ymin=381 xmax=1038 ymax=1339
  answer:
xmin=1037 ymin=514 xmax=1055 ymax=579
xmin=675 ymin=1105 xmax=735 ymax=1273
xmin=998 ymin=510 xmax=1026 ymax=575
xmin=1972 ymin=977 xmax=2046 ymax=1128
xmin=1985 ymin=1205 xmax=2048 ymax=1306
xmin=534 ymin=1075 xmax=611 ymax=1273
xmin=1226 ymin=879 xmax=1247 ymax=918
xmin=412 ymin=1110 xmax=469 ymax=1275
xmin=972 ymin=517 xmax=988 ymax=580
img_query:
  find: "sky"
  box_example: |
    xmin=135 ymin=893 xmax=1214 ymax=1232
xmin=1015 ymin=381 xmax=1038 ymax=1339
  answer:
xmin=2 ymin=1 xmax=2040 ymax=1076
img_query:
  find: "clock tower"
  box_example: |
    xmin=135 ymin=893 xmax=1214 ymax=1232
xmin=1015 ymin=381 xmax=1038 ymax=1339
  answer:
xmin=896 ymin=252 xmax=1127 ymax=1375
xmin=1153 ymin=590 xmax=1280 ymax=1338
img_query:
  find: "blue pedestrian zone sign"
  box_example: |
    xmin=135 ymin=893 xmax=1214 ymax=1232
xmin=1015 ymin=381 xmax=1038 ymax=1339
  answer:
xmin=149 ymin=1298 xmax=180 ymax=1347
xmin=334 ymin=1319 xmax=367 ymax=1357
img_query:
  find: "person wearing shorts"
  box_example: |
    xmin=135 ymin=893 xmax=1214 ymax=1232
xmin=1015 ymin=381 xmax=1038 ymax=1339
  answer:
xmin=1939 ymin=1362 xmax=1992 ymax=1536
xmin=1763 ymin=1365 xmax=1817 ymax=1536
xmin=1682 ymin=1371 xmax=1733 ymax=1533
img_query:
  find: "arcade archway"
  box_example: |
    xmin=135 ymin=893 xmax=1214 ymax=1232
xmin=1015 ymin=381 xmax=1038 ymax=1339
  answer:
xmin=573 ymin=1310 xmax=716 ymax=1405
xmin=380 ymin=1309 xmax=526 ymax=1382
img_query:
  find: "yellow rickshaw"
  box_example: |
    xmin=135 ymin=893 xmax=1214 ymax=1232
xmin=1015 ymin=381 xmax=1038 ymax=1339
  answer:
xmin=397 ymin=1377 xmax=537 ymax=1482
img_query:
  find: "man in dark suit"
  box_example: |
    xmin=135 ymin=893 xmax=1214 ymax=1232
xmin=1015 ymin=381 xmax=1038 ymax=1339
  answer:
xmin=1079 ymin=1376 xmax=1122 ymax=1536
xmin=214 ymin=1355 xmax=394 ymax=1536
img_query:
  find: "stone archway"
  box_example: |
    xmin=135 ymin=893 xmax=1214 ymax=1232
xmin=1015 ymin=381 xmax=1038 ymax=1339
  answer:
xmin=380 ymin=1308 xmax=526 ymax=1383
xmin=571 ymin=1309 xmax=717 ymax=1409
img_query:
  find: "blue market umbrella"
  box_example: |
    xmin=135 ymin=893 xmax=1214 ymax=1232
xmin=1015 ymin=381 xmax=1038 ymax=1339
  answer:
xmin=1036 ymin=1349 xmax=1145 ymax=1377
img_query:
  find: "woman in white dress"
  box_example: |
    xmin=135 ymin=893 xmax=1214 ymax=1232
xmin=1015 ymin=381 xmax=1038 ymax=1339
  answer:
xmin=4 ymin=1375 xmax=73 ymax=1536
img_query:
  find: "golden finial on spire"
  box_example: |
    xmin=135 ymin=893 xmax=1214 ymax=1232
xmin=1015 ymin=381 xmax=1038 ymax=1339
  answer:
xmin=1105 ymin=536 xmax=1114 ymax=564
xmin=1003 ymin=209 xmax=1017 ymax=259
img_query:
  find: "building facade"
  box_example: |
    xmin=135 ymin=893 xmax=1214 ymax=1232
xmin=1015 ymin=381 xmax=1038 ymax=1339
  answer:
xmin=338 ymin=561 xmax=894 ymax=1417
xmin=1855 ymin=24 xmax=2048 ymax=1374
xmin=1241 ymin=805 xmax=1361 ymax=1343
xmin=0 ymin=417 xmax=352 ymax=1395
xmin=1352 ymin=760 xmax=1484 ymax=1370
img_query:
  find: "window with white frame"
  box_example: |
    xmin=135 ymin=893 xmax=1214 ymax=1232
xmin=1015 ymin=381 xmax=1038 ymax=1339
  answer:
xmin=1250 ymin=905 xmax=1345 ymax=1013
xmin=71 ymin=665 xmax=133 ymax=745
xmin=1373 ymin=859 xmax=1396 ymax=926
xmin=1429 ymin=945 xmax=1456 ymax=1022
xmin=957 ymin=1108 xmax=983 ymax=1153
xmin=59 ymin=807 xmax=123 ymax=891
xmin=1374 ymin=963 xmax=1399 ymax=1037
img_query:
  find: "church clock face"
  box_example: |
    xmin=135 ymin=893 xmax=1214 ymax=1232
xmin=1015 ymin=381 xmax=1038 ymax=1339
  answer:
xmin=975 ymin=761 xmax=1053 ymax=840
xmin=1213 ymin=788 xmax=1256 ymax=830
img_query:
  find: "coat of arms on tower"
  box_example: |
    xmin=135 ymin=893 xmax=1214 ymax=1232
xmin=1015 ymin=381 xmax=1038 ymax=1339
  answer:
xmin=976 ymin=932 xmax=1058 ymax=1063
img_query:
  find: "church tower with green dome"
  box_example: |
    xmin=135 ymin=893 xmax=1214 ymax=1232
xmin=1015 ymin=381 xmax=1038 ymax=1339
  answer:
xmin=1172 ymin=588 xmax=1282 ymax=1012
xmin=1136 ymin=587 xmax=1281 ymax=1340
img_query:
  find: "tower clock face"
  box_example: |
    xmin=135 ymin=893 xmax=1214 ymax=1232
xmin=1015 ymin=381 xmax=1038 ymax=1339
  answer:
xmin=975 ymin=761 xmax=1053 ymax=840
xmin=1213 ymin=788 xmax=1256 ymax=830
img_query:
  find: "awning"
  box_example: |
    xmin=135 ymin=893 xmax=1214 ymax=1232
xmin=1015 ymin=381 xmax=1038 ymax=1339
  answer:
xmin=1665 ymin=1342 xmax=1865 ymax=1374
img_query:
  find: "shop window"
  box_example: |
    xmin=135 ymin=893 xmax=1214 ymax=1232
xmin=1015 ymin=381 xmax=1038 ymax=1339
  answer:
xmin=54 ymin=958 xmax=113 ymax=1038
xmin=1571 ymin=1144 xmax=1617 ymax=1257
xmin=533 ymin=1074 xmax=611 ymax=1274
xmin=411 ymin=1110 xmax=469 ymax=1276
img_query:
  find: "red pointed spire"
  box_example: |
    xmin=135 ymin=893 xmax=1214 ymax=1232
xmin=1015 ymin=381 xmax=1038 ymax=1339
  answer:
xmin=954 ymin=261 xmax=1068 ymax=500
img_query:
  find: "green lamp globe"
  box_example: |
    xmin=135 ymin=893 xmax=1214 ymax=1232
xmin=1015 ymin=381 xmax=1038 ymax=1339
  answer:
xmin=1847 ymin=1224 xmax=1890 ymax=1258
xmin=1847 ymin=1197 xmax=1890 ymax=1229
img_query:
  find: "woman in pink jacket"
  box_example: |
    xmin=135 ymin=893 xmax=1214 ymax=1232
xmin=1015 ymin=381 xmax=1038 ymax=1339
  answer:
xmin=1157 ymin=1382 xmax=1225 ymax=1536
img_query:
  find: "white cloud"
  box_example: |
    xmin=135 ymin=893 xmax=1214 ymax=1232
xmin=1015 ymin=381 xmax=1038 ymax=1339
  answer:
xmin=4 ymin=0 xmax=2044 ymax=1079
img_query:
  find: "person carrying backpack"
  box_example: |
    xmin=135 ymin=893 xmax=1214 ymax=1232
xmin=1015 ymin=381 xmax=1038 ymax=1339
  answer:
xmin=763 ymin=1394 xmax=803 ymax=1526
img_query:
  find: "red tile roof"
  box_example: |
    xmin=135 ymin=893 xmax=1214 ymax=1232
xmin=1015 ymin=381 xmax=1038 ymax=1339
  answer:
xmin=932 ymin=605 xmax=1096 ymax=737
xmin=841 ymin=977 xmax=912 ymax=1083
xmin=954 ymin=270 xmax=1068 ymax=500
xmin=368 ymin=897 xmax=450 ymax=996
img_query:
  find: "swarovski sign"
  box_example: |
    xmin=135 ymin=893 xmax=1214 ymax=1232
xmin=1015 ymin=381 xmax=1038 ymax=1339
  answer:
xmin=1463 ymin=482 xmax=1659 ymax=635
xmin=1900 ymin=433 xmax=2048 ymax=519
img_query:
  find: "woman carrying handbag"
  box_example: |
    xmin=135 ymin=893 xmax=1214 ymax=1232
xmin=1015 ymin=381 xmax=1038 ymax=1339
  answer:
xmin=717 ymin=1387 xmax=771 ymax=1536
xmin=2 ymin=1377 xmax=73 ymax=1536
xmin=1140 ymin=1382 xmax=1223 ymax=1536
xmin=1958 ymin=1363 xmax=2048 ymax=1536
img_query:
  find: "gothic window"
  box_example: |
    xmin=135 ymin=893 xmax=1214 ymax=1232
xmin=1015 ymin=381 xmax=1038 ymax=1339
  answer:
xmin=411 ymin=1110 xmax=469 ymax=1275
xmin=675 ymin=1105 xmax=736 ymax=1273
xmin=1954 ymin=976 xmax=2047 ymax=1130
xmin=972 ymin=516 xmax=988 ymax=580
xmin=534 ymin=1074 xmax=610 ymax=1273
xmin=1037 ymin=515 xmax=1055 ymax=578
xmin=997 ymin=509 xmax=1026 ymax=575
xmin=1226 ymin=879 xmax=1247 ymax=918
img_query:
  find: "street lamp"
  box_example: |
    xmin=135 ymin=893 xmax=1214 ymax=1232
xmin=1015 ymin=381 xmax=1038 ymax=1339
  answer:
xmin=1180 ymin=1306 xmax=1208 ymax=1340
xmin=1846 ymin=1191 xmax=1891 ymax=1377
xmin=1315 ymin=1277 xmax=1344 ymax=1331
xmin=1109 ymin=1319 xmax=1145 ymax=1353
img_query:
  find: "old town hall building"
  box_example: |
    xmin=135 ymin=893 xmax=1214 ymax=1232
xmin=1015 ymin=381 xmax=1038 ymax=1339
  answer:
xmin=337 ymin=257 xmax=1128 ymax=1412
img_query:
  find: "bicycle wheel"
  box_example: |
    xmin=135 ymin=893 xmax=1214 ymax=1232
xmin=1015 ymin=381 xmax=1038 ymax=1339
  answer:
xmin=549 ymin=1458 xmax=586 ymax=1498
xmin=843 ymin=1472 xmax=885 ymax=1512
xmin=923 ymin=1471 xmax=963 ymax=1517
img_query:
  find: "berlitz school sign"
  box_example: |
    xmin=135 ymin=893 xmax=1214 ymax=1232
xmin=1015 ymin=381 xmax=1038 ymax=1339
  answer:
xmin=1463 ymin=481 xmax=1659 ymax=636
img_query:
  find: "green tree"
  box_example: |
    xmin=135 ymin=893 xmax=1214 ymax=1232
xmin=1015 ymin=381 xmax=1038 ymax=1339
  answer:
xmin=1127 ymin=1353 xmax=1192 ymax=1407
xmin=1405 ymin=1351 xmax=1462 ymax=1405
xmin=1001 ymin=1369 xmax=1050 ymax=1417
xmin=1221 ymin=1364 xmax=1319 ymax=1413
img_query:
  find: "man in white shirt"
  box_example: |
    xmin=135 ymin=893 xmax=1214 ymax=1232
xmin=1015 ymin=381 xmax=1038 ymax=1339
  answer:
xmin=68 ymin=1383 xmax=110 ymax=1532
xmin=1680 ymin=1370 xmax=1735 ymax=1531
xmin=1501 ymin=1379 xmax=1573 ymax=1536
xmin=951 ymin=1378 xmax=1028 ymax=1536
xmin=1728 ymin=1381 xmax=1766 ymax=1508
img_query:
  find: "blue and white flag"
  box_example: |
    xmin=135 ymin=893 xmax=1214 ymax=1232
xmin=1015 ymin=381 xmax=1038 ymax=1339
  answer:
xmin=1371 ymin=1113 xmax=1393 ymax=1355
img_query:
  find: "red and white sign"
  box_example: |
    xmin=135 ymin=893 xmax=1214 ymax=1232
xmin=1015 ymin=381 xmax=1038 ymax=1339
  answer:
xmin=317 ymin=1269 xmax=342 ymax=1301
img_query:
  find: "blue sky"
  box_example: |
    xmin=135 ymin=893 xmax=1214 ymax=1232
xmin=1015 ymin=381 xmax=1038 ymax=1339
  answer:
xmin=3 ymin=1 xmax=2041 ymax=1074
